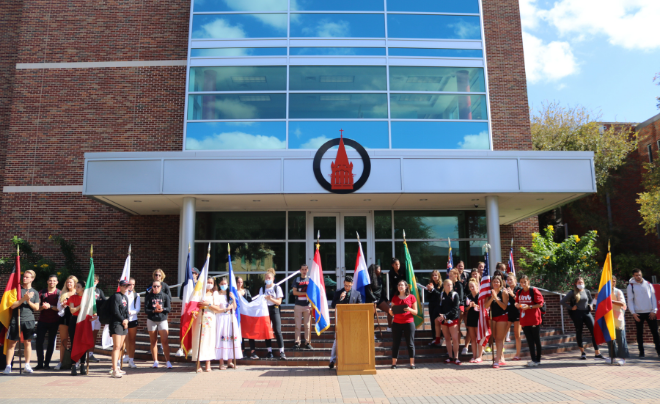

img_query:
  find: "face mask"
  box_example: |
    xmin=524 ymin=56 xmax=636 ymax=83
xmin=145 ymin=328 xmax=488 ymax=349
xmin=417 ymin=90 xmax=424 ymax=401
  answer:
xmin=220 ymin=285 xmax=228 ymax=291
xmin=265 ymin=280 xmax=273 ymax=286
xmin=577 ymin=284 xmax=584 ymax=290
xmin=206 ymin=283 xmax=213 ymax=290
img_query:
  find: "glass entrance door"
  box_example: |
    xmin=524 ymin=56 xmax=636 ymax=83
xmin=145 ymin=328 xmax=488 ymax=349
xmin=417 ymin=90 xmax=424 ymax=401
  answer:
xmin=307 ymin=212 xmax=374 ymax=298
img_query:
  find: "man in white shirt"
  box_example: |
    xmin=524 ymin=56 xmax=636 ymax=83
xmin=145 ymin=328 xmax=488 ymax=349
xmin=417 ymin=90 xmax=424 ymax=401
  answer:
xmin=627 ymin=269 xmax=660 ymax=358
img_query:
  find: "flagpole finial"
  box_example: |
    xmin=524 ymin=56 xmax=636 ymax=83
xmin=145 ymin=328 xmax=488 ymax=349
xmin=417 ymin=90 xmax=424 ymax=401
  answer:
xmin=356 ymin=231 xmax=360 ymax=242
xmin=90 ymin=245 xmax=94 ymax=257
xmin=207 ymin=243 xmax=211 ymax=257
xmin=188 ymin=243 xmax=191 ymax=253
xmin=227 ymin=243 xmax=230 ymax=254
xmin=16 ymin=244 xmax=19 ymax=255
xmin=403 ymin=229 xmax=406 ymax=242
xmin=511 ymin=238 xmax=514 ymax=248
xmin=608 ymin=239 xmax=610 ymax=252
xmin=129 ymin=244 xmax=132 ymax=255
xmin=482 ymin=243 xmax=491 ymax=253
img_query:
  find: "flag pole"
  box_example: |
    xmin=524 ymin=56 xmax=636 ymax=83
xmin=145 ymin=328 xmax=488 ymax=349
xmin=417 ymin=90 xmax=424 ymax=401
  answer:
xmin=195 ymin=244 xmax=210 ymax=372
xmin=17 ymin=245 xmax=22 ymax=375
xmin=86 ymin=245 xmax=93 ymax=376
xmin=229 ymin=243 xmax=237 ymax=370
xmin=485 ymin=244 xmax=495 ymax=366
xmin=607 ymin=240 xmax=615 ymax=366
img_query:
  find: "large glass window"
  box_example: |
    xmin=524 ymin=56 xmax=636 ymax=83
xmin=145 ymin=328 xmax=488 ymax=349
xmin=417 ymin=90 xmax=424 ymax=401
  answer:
xmin=290 ymin=14 xmax=386 ymax=37
xmin=390 ymin=94 xmax=488 ymax=120
xmin=189 ymin=66 xmax=286 ymax=92
xmin=191 ymin=48 xmax=288 ymax=57
xmin=391 ymin=121 xmax=489 ymax=149
xmin=389 ymin=66 xmax=485 ymax=92
xmin=388 ymin=48 xmax=483 ymax=58
xmin=196 ymin=212 xmax=287 ymax=240
xmin=192 ymin=14 xmax=288 ymax=38
xmin=289 ymin=93 xmax=388 ymax=119
xmin=290 ymin=47 xmax=386 ymax=56
xmin=188 ymin=94 xmax=286 ymax=120
xmin=387 ymin=15 xmax=481 ymax=39
xmin=288 ymin=121 xmax=389 ymax=149
xmin=387 ymin=0 xmax=480 ymax=13
xmin=186 ymin=122 xmax=286 ymax=150
xmin=292 ymin=0 xmax=384 ymax=11
xmin=289 ymin=66 xmax=387 ymax=91
xmin=194 ymin=0 xmax=287 ymax=12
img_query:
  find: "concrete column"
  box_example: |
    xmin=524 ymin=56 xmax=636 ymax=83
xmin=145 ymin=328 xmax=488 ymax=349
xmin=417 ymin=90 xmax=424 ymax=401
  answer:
xmin=179 ymin=197 xmax=196 ymax=285
xmin=485 ymin=195 xmax=502 ymax=270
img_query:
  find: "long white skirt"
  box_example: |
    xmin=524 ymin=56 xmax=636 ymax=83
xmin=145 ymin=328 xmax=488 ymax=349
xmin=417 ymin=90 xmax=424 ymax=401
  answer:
xmin=192 ymin=309 xmax=218 ymax=362
xmin=215 ymin=312 xmax=243 ymax=360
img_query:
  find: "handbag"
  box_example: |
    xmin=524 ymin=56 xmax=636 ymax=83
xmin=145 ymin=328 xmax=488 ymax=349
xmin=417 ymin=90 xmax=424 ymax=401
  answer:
xmin=60 ymin=348 xmax=72 ymax=370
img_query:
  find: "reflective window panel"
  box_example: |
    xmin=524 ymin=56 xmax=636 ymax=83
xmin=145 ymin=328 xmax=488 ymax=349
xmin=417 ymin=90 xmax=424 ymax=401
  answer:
xmin=188 ymin=94 xmax=286 ymax=120
xmin=387 ymin=15 xmax=481 ymax=39
xmin=290 ymin=14 xmax=385 ymax=37
xmin=288 ymin=211 xmax=307 ymax=240
xmin=389 ymin=66 xmax=485 ymax=92
xmin=189 ymin=66 xmax=286 ymax=92
xmin=374 ymin=210 xmax=392 ymax=239
xmin=289 ymin=66 xmax=387 ymax=91
xmin=290 ymin=47 xmax=386 ymax=56
xmin=390 ymin=94 xmax=488 ymax=120
xmin=289 ymin=93 xmax=388 ymax=118
xmin=192 ymin=14 xmax=288 ymax=38
xmin=387 ymin=0 xmax=480 ymax=13
xmin=195 ymin=211 xmax=286 ymax=240
xmin=191 ymin=48 xmax=287 ymax=57
xmin=292 ymin=0 xmax=384 ymax=11
xmin=288 ymin=121 xmax=389 ymax=149
xmin=186 ymin=122 xmax=286 ymax=150
xmin=390 ymin=121 xmax=489 ymax=149
xmin=388 ymin=48 xmax=483 ymax=58
xmin=193 ymin=0 xmax=287 ymax=12
xmin=394 ymin=211 xmax=460 ymax=239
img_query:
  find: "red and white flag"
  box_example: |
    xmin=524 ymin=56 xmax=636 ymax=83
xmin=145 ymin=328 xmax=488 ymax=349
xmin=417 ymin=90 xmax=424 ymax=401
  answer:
xmin=71 ymin=254 xmax=97 ymax=362
xmin=180 ymin=244 xmax=209 ymax=356
xmin=116 ymin=245 xmax=131 ymax=292
xmin=477 ymin=251 xmax=492 ymax=346
xmin=238 ymin=294 xmax=274 ymax=340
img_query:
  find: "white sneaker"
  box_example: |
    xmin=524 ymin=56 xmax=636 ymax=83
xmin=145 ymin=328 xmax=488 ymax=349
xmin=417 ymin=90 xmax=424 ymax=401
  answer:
xmin=123 ymin=355 xmax=130 ymax=363
xmin=461 ymin=348 xmax=468 ymax=355
xmin=526 ymin=361 xmax=535 ymax=367
xmin=3 ymin=365 xmax=11 ymax=375
xmin=386 ymin=327 xmax=392 ymax=332
xmin=152 ymin=361 xmax=159 ymax=368
xmin=75 ymin=362 xmax=80 ymax=370
xmin=166 ymin=361 xmax=173 ymax=369
xmin=54 ymin=363 xmax=61 ymax=370
xmin=617 ymin=359 xmax=625 ymax=366
xmin=129 ymin=359 xmax=137 ymax=369
xmin=24 ymin=365 xmax=33 ymax=374
xmin=175 ymin=348 xmax=184 ymax=357
xmin=111 ymin=370 xmax=123 ymax=378
xmin=534 ymin=362 xmax=541 ymax=366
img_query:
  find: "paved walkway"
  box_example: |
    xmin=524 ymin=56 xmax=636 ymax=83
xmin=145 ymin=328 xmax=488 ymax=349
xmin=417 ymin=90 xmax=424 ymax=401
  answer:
xmin=1 ymin=345 xmax=659 ymax=403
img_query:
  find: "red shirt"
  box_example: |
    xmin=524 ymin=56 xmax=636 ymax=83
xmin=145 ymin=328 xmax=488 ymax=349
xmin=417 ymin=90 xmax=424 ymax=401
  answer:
xmin=516 ymin=288 xmax=544 ymax=327
xmin=392 ymin=294 xmax=417 ymax=324
xmin=67 ymin=294 xmax=83 ymax=317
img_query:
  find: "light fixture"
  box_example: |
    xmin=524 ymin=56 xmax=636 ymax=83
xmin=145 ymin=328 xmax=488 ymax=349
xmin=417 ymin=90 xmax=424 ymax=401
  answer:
xmin=363 ymin=199 xmax=371 ymax=202
xmin=253 ymin=200 xmax=261 ymax=202
xmin=471 ymin=198 xmax=480 ymax=201
xmin=420 ymin=198 xmax=428 ymax=201
xmin=152 ymin=210 xmax=160 ymax=213
xmin=310 ymin=199 xmax=318 ymax=202
xmin=515 ymin=208 xmax=522 ymax=211
xmin=536 ymin=198 xmax=545 ymax=201
xmin=500 ymin=215 xmax=505 ymax=217
xmin=239 ymin=95 xmax=271 ymax=102
xmin=134 ymin=200 xmax=142 ymax=203
xmin=201 ymin=200 xmax=210 ymax=202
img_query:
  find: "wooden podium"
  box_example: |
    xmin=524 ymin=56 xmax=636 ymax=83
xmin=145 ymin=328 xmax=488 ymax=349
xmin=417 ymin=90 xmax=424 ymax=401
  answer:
xmin=336 ymin=303 xmax=376 ymax=375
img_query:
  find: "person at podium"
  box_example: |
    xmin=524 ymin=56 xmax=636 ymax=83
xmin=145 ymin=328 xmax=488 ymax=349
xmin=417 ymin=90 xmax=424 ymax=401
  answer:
xmin=328 ymin=275 xmax=362 ymax=369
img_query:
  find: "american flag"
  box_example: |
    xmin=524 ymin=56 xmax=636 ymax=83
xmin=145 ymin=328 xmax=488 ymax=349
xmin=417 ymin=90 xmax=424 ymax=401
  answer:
xmin=507 ymin=247 xmax=516 ymax=276
xmin=447 ymin=237 xmax=453 ymax=271
xmin=477 ymin=252 xmax=492 ymax=346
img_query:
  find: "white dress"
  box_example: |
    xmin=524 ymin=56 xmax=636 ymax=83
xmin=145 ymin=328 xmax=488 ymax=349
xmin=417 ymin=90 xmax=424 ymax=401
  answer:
xmin=192 ymin=292 xmax=219 ymax=361
xmin=215 ymin=294 xmax=243 ymax=360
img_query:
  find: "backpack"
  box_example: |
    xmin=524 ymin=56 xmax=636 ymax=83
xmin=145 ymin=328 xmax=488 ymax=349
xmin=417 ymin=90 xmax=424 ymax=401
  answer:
xmin=97 ymin=295 xmax=113 ymax=325
xmin=517 ymin=287 xmax=546 ymax=323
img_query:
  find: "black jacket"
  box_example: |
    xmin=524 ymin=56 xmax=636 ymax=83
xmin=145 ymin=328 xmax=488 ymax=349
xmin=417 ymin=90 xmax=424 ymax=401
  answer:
xmin=331 ymin=288 xmax=362 ymax=308
xmin=387 ymin=269 xmax=408 ymax=302
xmin=145 ymin=292 xmax=171 ymax=322
xmin=146 ymin=282 xmax=172 ymax=299
xmin=366 ymin=272 xmax=383 ymax=303
xmin=426 ymin=282 xmax=443 ymax=316
xmin=110 ymin=292 xmax=129 ymax=324
xmin=452 ymin=281 xmax=465 ymax=307
xmin=439 ymin=290 xmax=460 ymax=321
xmin=241 ymin=288 xmax=252 ymax=303
xmin=95 ymin=288 xmax=106 ymax=302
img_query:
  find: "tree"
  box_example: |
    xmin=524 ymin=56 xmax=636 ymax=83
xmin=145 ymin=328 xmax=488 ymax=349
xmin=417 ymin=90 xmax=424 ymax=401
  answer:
xmin=637 ymin=160 xmax=660 ymax=235
xmin=531 ymin=101 xmax=638 ymax=187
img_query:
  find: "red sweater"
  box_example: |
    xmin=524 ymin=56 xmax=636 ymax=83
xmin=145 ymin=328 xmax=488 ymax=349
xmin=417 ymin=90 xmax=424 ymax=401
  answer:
xmin=67 ymin=294 xmax=83 ymax=317
xmin=516 ymin=288 xmax=544 ymax=327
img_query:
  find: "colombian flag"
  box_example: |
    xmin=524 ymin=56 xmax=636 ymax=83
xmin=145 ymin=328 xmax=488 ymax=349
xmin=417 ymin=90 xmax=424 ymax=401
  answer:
xmin=0 ymin=252 xmax=21 ymax=354
xmin=594 ymin=247 xmax=616 ymax=346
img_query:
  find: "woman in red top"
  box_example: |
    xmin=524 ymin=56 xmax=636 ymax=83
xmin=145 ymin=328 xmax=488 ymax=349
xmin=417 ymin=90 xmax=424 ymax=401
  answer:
xmin=67 ymin=281 xmax=96 ymax=376
xmin=485 ymin=275 xmax=509 ymax=368
xmin=514 ymin=275 xmax=545 ymax=367
xmin=388 ymin=280 xmax=418 ymax=369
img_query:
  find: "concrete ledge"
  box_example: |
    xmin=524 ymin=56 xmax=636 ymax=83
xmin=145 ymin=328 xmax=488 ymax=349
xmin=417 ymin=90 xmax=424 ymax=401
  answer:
xmin=3 ymin=185 xmax=83 ymax=193
xmin=16 ymin=60 xmax=187 ymax=69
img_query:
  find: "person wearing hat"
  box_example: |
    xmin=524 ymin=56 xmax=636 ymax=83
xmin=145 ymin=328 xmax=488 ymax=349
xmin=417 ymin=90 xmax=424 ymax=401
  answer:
xmin=328 ymin=275 xmax=362 ymax=369
xmin=110 ymin=280 xmax=130 ymax=378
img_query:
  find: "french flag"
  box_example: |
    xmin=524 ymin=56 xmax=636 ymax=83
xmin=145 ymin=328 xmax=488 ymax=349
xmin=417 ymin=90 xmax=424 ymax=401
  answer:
xmin=238 ymin=294 xmax=273 ymax=340
xmin=508 ymin=247 xmax=516 ymax=276
xmin=180 ymin=244 xmax=210 ymax=356
xmin=354 ymin=239 xmax=371 ymax=303
xmin=307 ymin=243 xmax=330 ymax=335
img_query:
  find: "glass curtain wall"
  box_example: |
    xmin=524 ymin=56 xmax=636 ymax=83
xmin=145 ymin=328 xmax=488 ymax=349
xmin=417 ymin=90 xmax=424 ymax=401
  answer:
xmin=185 ymin=0 xmax=489 ymax=151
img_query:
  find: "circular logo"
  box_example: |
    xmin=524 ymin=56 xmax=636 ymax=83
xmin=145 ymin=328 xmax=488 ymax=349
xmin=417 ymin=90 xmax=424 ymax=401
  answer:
xmin=313 ymin=137 xmax=371 ymax=194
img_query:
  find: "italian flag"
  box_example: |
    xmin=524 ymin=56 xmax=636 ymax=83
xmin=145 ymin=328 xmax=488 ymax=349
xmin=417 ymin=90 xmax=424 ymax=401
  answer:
xmin=71 ymin=256 xmax=97 ymax=363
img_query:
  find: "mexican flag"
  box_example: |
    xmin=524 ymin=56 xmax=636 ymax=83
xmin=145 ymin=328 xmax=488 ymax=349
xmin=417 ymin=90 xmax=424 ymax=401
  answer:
xmin=403 ymin=239 xmax=425 ymax=329
xmin=71 ymin=256 xmax=97 ymax=362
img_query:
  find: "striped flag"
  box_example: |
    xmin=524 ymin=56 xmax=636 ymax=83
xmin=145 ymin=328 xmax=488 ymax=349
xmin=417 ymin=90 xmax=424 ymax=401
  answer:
xmin=307 ymin=243 xmax=330 ymax=335
xmin=353 ymin=239 xmax=371 ymax=303
xmin=447 ymin=237 xmax=453 ymax=271
xmin=594 ymin=246 xmax=615 ymax=345
xmin=180 ymin=244 xmax=210 ymax=357
xmin=0 ymin=252 xmax=21 ymax=355
xmin=507 ymin=247 xmax=516 ymax=276
xmin=477 ymin=251 xmax=492 ymax=346
xmin=71 ymin=254 xmax=97 ymax=362
xmin=228 ymin=244 xmax=241 ymax=328
xmin=403 ymin=240 xmax=425 ymax=328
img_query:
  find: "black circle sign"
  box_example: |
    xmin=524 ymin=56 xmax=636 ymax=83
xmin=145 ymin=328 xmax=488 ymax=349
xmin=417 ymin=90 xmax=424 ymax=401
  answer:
xmin=313 ymin=138 xmax=371 ymax=194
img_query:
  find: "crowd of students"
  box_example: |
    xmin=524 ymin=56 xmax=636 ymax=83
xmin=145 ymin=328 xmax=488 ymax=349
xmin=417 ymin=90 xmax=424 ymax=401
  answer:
xmin=2 ymin=262 xmax=658 ymax=376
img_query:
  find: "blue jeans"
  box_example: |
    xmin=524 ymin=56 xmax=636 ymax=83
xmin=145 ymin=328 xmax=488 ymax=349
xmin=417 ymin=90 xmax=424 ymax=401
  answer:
xmin=608 ymin=327 xmax=629 ymax=359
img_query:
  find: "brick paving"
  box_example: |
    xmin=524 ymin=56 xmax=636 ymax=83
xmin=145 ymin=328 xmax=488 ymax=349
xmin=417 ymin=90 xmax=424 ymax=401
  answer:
xmin=1 ymin=345 xmax=659 ymax=403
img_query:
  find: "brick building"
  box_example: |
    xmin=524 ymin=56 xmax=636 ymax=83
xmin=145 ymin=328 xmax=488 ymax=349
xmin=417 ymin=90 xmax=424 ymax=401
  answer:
xmin=0 ymin=0 xmax=596 ymax=296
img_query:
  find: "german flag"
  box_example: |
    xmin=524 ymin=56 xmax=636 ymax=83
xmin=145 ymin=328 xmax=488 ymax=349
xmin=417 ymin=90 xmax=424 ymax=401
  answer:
xmin=0 ymin=251 xmax=21 ymax=354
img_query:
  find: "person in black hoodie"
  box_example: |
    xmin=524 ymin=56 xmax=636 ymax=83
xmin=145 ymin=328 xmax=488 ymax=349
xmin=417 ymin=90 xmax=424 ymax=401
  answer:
xmin=366 ymin=264 xmax=390 ymax=333
xmin=437 ymin=279 xmax=462 ymax=364
xmin=426 ymin=270 xmax=443 ymax=346
xmin=145 ymin=281 xmax=172 ymax=369
xmin=387 ymin=258 xmax=407 ymax=330
xmin=110 ymin=280 xmax=129 ymax=378
xmin=88 ymin=274 xmax=106 ymax=363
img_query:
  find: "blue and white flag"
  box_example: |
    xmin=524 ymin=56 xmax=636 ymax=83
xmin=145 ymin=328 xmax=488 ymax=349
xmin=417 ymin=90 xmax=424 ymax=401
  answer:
xmin=307 ymin=243 xmax=330 ymax=335
xmin=353 ymin=239 xmax=371 ymax=303
xmin=227 ymin=244 xmax=241 ymax=328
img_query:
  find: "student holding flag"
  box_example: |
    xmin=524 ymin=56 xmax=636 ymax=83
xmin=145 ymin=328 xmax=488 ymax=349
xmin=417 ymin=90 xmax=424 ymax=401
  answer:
xmin=609 ymin=275 xmax=629 ymax=365
xmin=561 ymin=277 xmax=604 ymax=360
xmin=191 ymin=276 xmax=220 ymax=372
xmin=260 ymin=268 xmax=286 ymax=360
xmin=2 ymin=268 xmax=39 ymax=375
xmin=386 ymin=258 xmax=407 ymax=329
xmin=109 ymin=280 xmax=130 ymax=378
xmin=214 ymin=277 xmax=242 ymax=368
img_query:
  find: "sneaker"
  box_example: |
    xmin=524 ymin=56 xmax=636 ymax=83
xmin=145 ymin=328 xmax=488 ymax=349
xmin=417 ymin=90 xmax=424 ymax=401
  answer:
xmin=71 ymin=367 xmax=77 ymax=376
xmin=292 ymin=343 xmax=301 ymax=351
xmin=44 ymin=365 xmax=51 ymax=370
xmin=461 ymin=347 xmax=468 ymax=355
xmin=129 ymin=359 xmax=137 ymax=369
xmin=3 ymin=366 xmax=10 ymax=375
xmin=111 ymin=370 xmax=123 ymax=378
xmin=89 ymin=353 xmax=100 ymax=363
xmin=158 ymin=346 xmax=164 ymax=355
xmin=594 ymin=354 xmax=605 ymax=360
xmin=266 ymin=351 xmax=274 ymax=359
xmin=454 ymin=359 xmax=461 ymax=365
xmin=249 ymin=353 xmax=259 ymax=360
xmin=122 ymin=355 xmax=129 ymax=363
xmin=526 ymin=361 xmax=535 ymax=367
xmin=304 ymin=343 xmax=313 ymax=350
xmin=505 ymin=337 xmax=511 ymax=342
xmin=24 ymin=365 xmax=34 ymax=374
xmin=391 ymin=364 xmax=397 ymax=369
xmin=616 ymin=359 xmax=625 ymax=366
xmin=175 ymin=348 xmax=184 ymax=357
xmin=534 ymin=362 xmax=541 ymax=366
xmin=117 ymin=369 xmax=127 ymax=375
xmin=639 ymin=352 xmax=645 ymax=358
xmin=329 ymin=361 xmax=335 ymax=369
xmin=79 ymin=366 xmax=87 ymax=376
xmin=580 ymin=352 xmax=587 ymax=360
xmin=152 ymin=361 xmax=159 ymax=368
xmin=410 ymin=365 xmax=416 ymax=369
xmin=166 ymin=361 xmax=173 ymax=369
xmin=279 ymin=352 xmax=287 ymax=360
xmin=386 ymin=327 xmax=392 ymax=332
xmin=54 ymin=363 xmax=61 ymax=371
xmin=34 ymin=365 xmax=44 ymax=371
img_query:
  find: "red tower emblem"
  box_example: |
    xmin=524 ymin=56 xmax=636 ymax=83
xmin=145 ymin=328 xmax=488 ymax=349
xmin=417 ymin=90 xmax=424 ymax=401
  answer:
xmin=330 ymin=129 xmax=354 ymax=190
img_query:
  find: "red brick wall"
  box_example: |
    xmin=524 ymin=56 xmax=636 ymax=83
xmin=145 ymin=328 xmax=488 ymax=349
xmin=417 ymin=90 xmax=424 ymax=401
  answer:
xmin=500 ymin=217 xmax=539 ymax=267
xmin=482 ymin=0 xmax=533 ymax=151
xmin=638 ymin=117 xmax=660 ymax=159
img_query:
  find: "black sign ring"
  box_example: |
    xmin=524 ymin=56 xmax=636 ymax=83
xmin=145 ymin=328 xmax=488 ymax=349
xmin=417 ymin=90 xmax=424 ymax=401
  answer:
xmin=312 ymin=138 xmax=371 ymax=194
